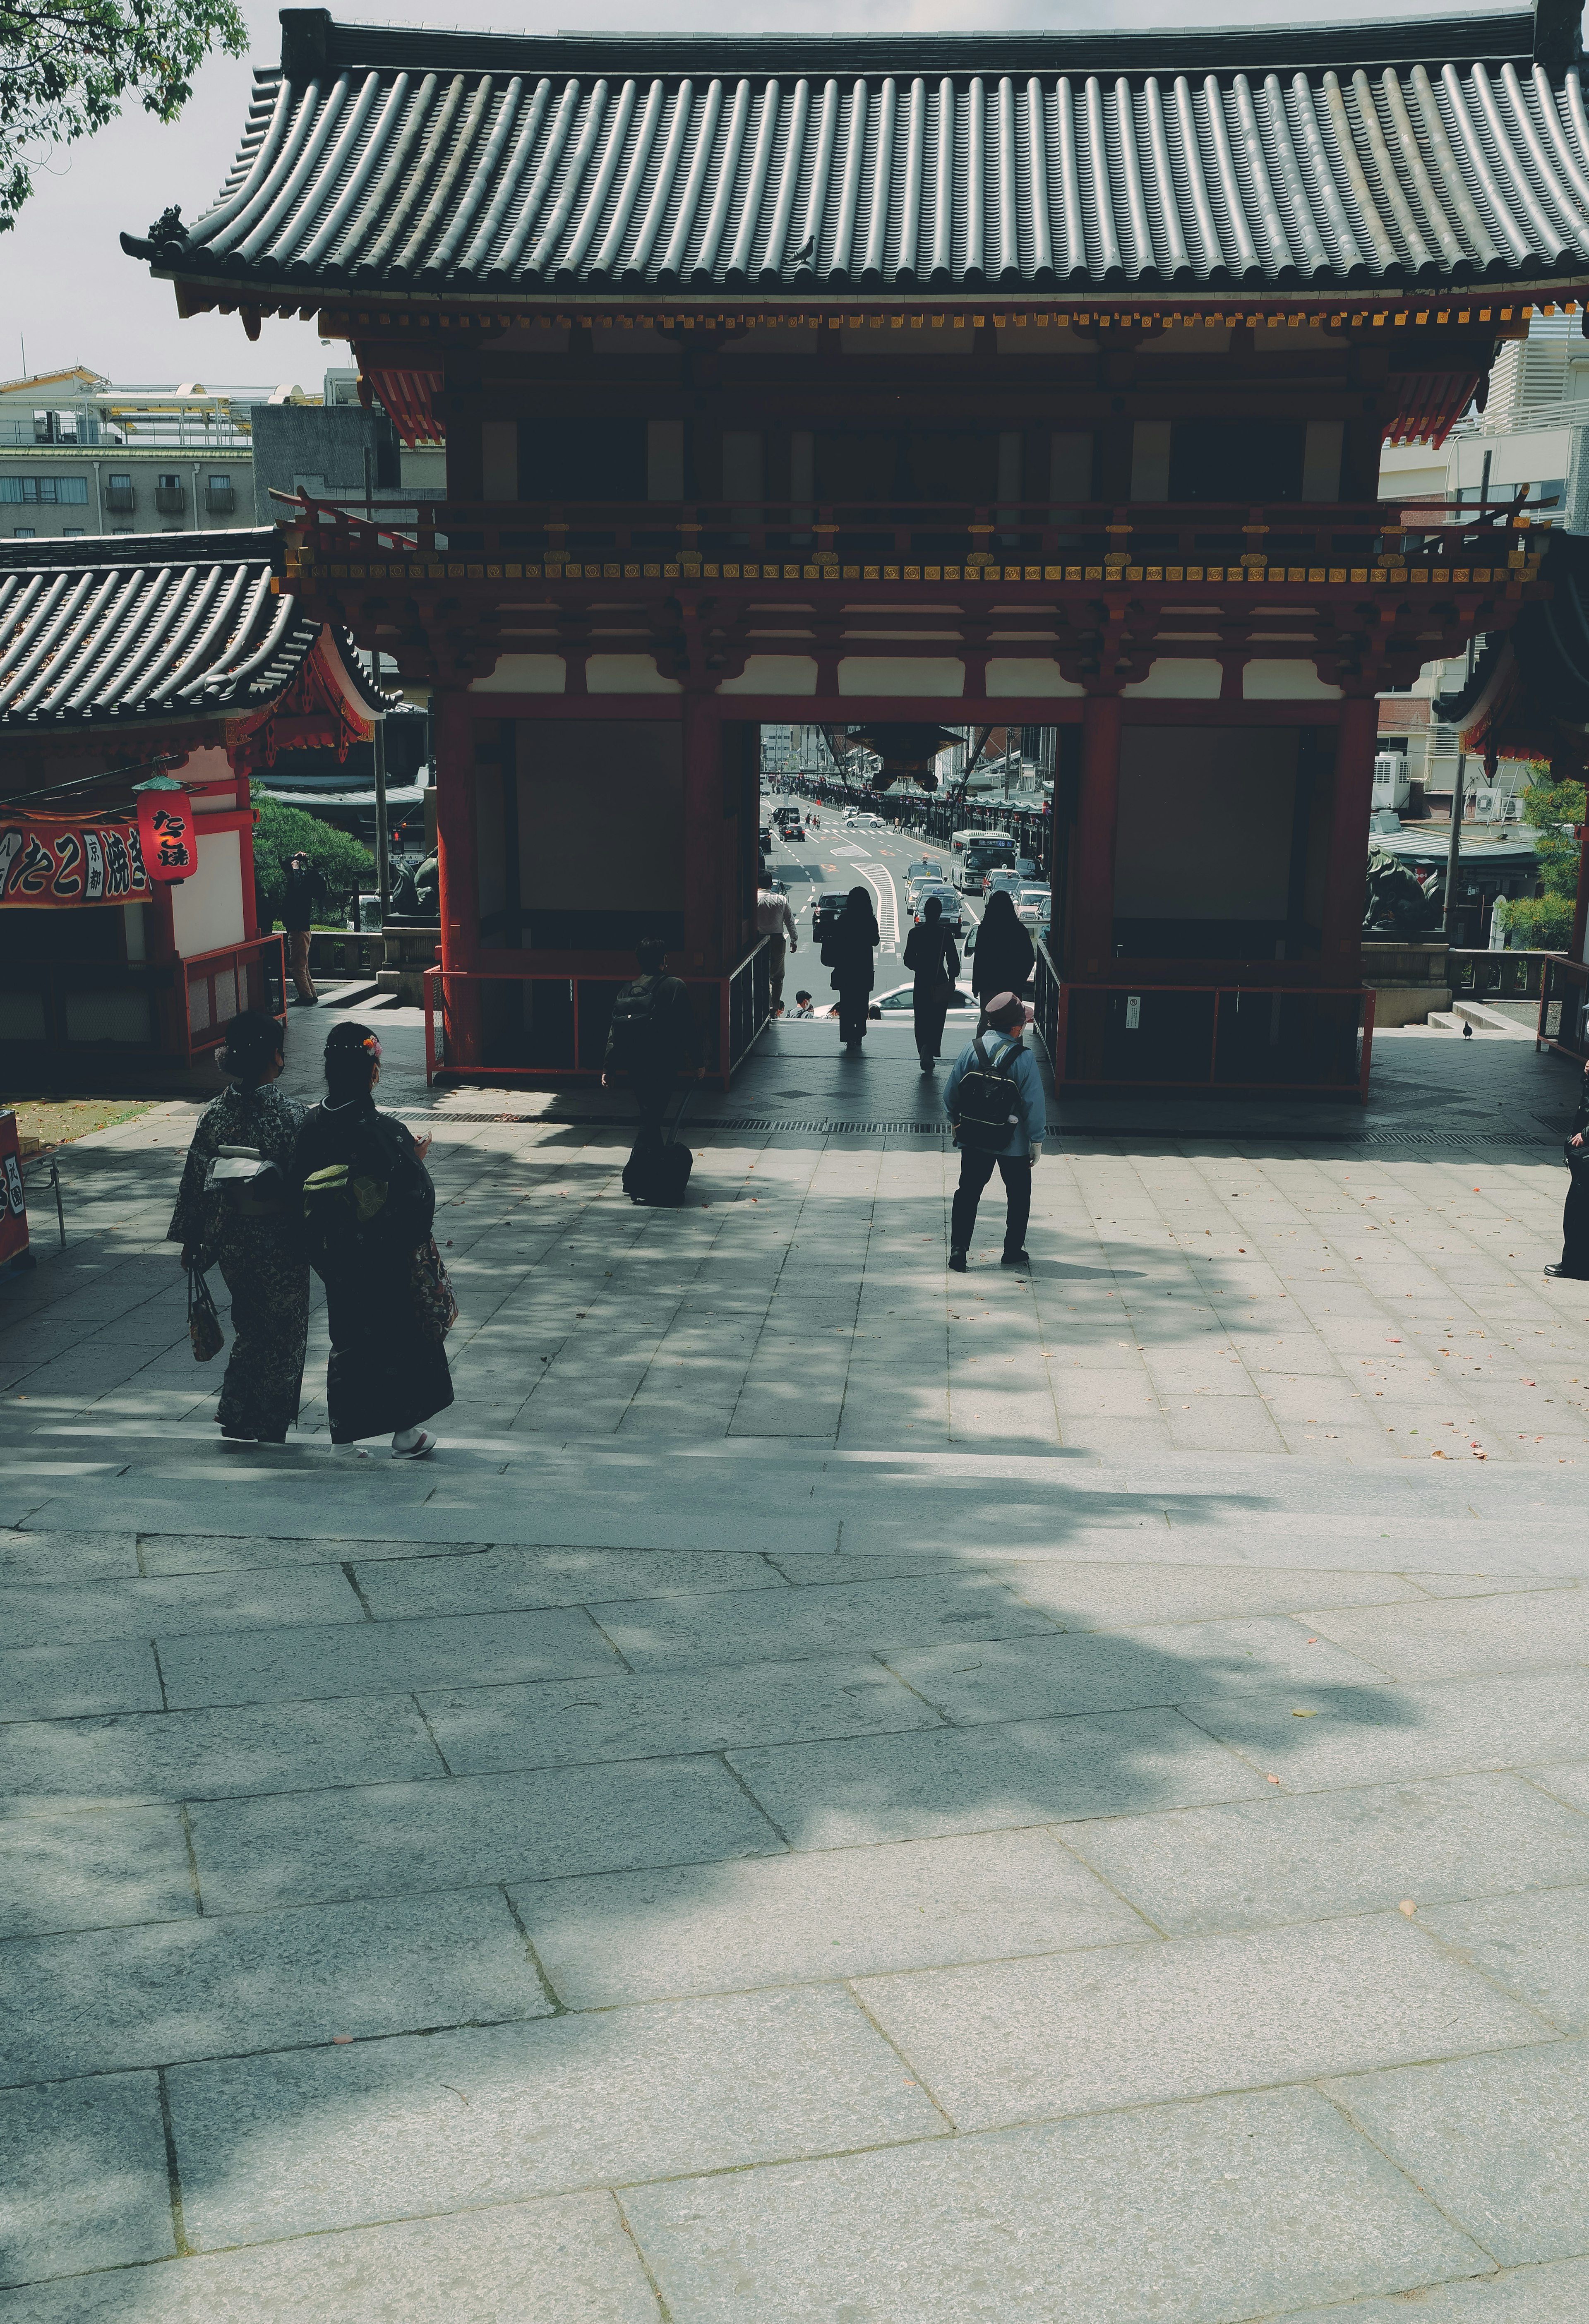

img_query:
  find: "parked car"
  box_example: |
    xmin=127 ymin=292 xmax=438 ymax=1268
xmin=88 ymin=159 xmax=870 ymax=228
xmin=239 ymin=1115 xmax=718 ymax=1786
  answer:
xmin=821 ymin=981 xmax=977 ymax=1020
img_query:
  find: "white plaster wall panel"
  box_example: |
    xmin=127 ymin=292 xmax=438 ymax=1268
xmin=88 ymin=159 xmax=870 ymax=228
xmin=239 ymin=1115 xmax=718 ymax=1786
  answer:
xmin=586 ymin=655 xmax=682 ymax=694
xmin=717 ymin=656 xmax=819 ymax=696
xmin=838 ymin=658 xmax=964 ymax=697
xmin=1243 ymin=660 xmax=1343 ymax=699
xmin=985 ymin=661 xmax=1085 ymax=698
xmin=469 ymin=655 xmax=566 ymax=694
xmin=1121 ymin=658 xmax=1223 ymax=698
xmin=170 ymin=830 xmax=245 ymax=958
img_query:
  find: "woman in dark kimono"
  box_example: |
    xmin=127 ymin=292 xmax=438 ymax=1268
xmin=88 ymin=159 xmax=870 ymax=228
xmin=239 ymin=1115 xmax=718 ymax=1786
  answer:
xmin=291 ymin=1021 xmax=454 ymax=1457
xmin=903 ymin=892 xmax=961 ymax=1074
xmin=168 ymin=1009 xmax=307 ymax=1444
xmin=821 ymin=883 xmax=881 ymax=1057
xmin=970 ymin=888 xmax=1036 ymax=1007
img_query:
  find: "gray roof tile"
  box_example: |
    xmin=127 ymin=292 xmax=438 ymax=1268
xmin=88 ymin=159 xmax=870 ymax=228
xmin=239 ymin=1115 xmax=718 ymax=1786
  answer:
xmin=125 ymin=10 xmax=1589 ymax=297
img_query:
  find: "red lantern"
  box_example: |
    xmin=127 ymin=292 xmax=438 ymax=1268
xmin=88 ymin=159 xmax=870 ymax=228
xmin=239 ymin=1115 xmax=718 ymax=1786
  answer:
xmin=136 ymin=791 xmax=195 ymax=884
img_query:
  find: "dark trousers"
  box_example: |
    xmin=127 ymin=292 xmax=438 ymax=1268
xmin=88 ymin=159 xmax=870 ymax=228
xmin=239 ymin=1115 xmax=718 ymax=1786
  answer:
xmin=951 ymin=1149 xmax=1032 ymax=1254
xmin=913 ymin=985 xmax=951 ymax=1063
xmin=630 ymin=1072 xmax=672 ymax=1165
xmin=837 ymin=985 xmax=869 ymax=1046
xmin=1563 ymin=1159 xmax=1589 ymax=1276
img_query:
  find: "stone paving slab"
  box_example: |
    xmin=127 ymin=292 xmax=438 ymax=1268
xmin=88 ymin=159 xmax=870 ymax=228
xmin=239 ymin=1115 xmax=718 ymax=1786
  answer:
xmin=0 ymin=1639 xmax=162 ymax=1723
xmin=512 ymin=1826 xmax=1148 ymax=2007
xmin=0 ymin=1803 xmax=196 ymax=1940
xmin=156 ymin=1604 xmax=625 ymax=1710
xmin=0 ymin=1696 xmax=444 ymax=1812
xmin=856 ymin=1912 xmax=1548 ymax=2131
xmin=0 ymin=1889 xmax=552 ymax=2085
xmin=0 ymin=2191 xmax=664 ymax=2323
xmin=1303 ymin=1586 xmax=1589 ymax=1680
xmin=166 ymin=1989 xmax=946 ymax=2247
xmin=1421 ymin=1885 xmax=1589 ymax=2034
xmin=885 ymin=1613 xmax=1389 ymax=1724
xmin=620 ymin=2087 xmax=1486 ymax=2323
xmin=588 ymin=1571 xmax=1062 ymax=1669
xmin=727 ymin=1705 xmax=1274 ymax=1849
xmin=419 ymin=1654 xmax=942 ymax=1776
xmin=1061 ymin=1774 xmax=1589 ymax=1938
xmin=0 ymin=1566 xmax=362 ymax=1649
xmin=0 ymin=2071 xmax=173 ymax=2287
xmin=185 ymin=1753 xmax=781 ymax=1914
xmin=1289 ymin=2261 xmax=1589 ymax=2324
xmin=1177 ymin=1666 xmax=1589 ymax=1791
xmin=1328 ymin=2041 xmax=1589 ymax=2266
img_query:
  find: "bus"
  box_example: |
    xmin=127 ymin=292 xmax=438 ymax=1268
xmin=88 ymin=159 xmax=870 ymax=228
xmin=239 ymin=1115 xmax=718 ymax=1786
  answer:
xmin=951 ymin=826 xmax=1009 ymax=854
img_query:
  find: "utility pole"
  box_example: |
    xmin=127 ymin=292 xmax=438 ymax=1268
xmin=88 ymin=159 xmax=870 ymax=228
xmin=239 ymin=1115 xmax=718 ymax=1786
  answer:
xmin=1443 ymin=448 xmax=1491 ymax=938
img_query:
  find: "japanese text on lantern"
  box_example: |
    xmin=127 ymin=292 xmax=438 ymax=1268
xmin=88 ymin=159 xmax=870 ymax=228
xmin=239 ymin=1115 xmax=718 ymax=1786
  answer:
xmin=136 ymin=793 xmax=195 ymax=884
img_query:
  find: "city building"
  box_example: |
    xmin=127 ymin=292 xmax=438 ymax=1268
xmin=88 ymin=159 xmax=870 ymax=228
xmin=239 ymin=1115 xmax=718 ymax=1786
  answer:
xmin=0 ymin=371 xmax=300 ymax=544
xmin=122 ymin=1 xmax=1584 ymax=1095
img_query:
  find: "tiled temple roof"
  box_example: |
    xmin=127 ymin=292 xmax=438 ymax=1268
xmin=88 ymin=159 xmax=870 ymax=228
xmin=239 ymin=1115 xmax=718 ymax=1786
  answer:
xmin=122 ymin=5 xmax=1589 ymax=300
xmin=0 ymin=530 xmax=391 ymax=730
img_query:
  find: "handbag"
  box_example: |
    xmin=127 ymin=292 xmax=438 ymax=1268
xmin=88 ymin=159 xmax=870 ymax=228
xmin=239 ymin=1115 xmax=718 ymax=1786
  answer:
xmin=187 ymin=1265 xmax=223 ymax=1362
xmin=204 ymin=1146 xmax=287 ymax=1218
xmin=412 ymin=1235 xmax=458 ymax=1338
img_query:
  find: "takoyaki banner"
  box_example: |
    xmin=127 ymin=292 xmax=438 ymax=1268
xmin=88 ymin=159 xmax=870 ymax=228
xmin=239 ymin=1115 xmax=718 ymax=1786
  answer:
xmin=0 ymin=818 xmax=152 ymax=907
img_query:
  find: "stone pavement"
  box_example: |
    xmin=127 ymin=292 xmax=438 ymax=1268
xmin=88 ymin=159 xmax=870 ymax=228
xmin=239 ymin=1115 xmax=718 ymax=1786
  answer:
xmin=5 ymin=1019 xmax=1589 ymax=2318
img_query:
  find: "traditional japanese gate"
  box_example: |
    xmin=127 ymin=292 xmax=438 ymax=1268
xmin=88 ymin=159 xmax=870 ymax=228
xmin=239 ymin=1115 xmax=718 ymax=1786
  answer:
xmin=125 ymin=0 xmax=1589 ymax=1089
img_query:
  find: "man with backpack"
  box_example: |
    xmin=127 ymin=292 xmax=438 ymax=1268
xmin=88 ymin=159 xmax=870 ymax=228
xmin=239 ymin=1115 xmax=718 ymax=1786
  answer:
xmin=943 ymin=991 xmax=1045 ymax=1272
xmin=602 ymin=934 xmax=704 ymax=1203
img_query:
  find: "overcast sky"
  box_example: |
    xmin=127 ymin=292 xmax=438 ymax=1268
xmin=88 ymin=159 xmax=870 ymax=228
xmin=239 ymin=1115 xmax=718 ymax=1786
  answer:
xmin=3 ymin=0 xmax=1511 ymax=391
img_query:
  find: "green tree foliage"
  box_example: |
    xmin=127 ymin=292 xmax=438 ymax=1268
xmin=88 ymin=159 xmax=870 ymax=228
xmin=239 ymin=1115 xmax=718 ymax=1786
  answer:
xmin=0 ymin=0 xmax=246 ymax=234
xmin=1502 ymin=762 xmax=1587 ymax=949
xmin=251 ymin=787 xmax=372 ymax=927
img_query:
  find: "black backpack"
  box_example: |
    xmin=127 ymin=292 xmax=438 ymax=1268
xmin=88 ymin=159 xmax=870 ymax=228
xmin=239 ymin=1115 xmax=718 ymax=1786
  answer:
xmin=608 ymin=974 xmax=668 ymax=1072
xmin=954 ymin=1033 xmax=1024 ymax=1155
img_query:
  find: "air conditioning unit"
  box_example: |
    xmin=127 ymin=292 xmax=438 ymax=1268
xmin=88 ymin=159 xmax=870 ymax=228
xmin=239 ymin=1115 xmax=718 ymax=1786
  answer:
xmin=1372 ymin=751 xmax=1411 ymax=809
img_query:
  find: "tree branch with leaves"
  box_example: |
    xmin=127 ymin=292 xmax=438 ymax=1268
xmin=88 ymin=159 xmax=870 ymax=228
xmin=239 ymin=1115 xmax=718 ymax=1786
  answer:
xmin=0 ymin=0 xmax=245 ymax=235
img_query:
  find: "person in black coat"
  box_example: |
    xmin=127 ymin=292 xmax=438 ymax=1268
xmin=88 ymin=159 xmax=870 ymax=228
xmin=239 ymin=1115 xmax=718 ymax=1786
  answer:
xmin=602 ymin=934 xmax=704 ymax=1183
xmin=903 ymin=893 xmax=961 ymax=1074
xmin=821 ymin=884 xmax=881 ymax=1056
xmin=1547 ymin=1056 xmax=1589 ymax=1279
xmin=291 ymin=1021 xmax=454 ymax=1456
xmin=971 ymin=889 xmax=1036 ymax=1006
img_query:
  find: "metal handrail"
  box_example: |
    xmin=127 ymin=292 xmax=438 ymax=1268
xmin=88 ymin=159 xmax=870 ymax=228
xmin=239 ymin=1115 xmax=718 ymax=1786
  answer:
xmin=422 ymin=938 xmax=771 ymax=1091
xmin=1034 ymin=939 xmax=1374 ymax=1100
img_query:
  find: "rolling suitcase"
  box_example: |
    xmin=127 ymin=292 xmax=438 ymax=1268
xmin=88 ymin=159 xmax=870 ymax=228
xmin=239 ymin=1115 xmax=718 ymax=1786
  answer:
xmin=623 ymin=1090 xmax=694 ymax=1206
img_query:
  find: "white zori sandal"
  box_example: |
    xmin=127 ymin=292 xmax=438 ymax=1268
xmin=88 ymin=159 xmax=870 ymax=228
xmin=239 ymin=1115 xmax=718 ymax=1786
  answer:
xmin=391 ymin=1428 xmax=438 ymax=1459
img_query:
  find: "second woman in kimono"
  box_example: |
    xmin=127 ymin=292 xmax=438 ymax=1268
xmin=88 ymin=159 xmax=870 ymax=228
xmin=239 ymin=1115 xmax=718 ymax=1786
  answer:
xmin=168 ymin=1008 xmax=307 ymax=1444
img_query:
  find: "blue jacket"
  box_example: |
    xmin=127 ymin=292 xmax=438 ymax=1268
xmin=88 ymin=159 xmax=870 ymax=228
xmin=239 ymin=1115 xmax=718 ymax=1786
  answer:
xmin=943 ymin=1031 xmax=1045 ymax=1159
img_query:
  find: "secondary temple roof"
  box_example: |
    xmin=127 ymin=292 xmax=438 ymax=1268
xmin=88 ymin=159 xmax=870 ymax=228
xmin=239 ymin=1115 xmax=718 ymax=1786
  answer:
xmin=0 ymin=530 xmax=392 ymax=732
xmin=1436 ymin=527 xmax=1589 ymax=751
xmin=123 ymin=3 xmax=1589 ymax=304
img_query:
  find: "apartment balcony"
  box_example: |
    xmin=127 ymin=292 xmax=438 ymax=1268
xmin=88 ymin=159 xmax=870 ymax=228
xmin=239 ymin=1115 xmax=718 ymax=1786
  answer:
xmin=103 ymin=484 xmax=136 ymax=515
xmin=153 ymin=484 xmax=186 ymax=516
xmin=205 ymin=481 xmax=236 ymax=514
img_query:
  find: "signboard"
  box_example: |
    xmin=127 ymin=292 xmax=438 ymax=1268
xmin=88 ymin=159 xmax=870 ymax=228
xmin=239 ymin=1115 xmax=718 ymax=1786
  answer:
xmin=0 ymin=1112 xmax=28 ymax=1271
xmin=0 ymin=819 xmax=151 ymax=908
xmin=136 ymin=791 xmax=196 ymax=883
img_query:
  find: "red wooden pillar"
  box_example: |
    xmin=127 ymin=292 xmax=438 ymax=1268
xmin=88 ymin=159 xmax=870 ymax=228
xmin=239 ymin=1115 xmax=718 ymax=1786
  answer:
xmin=433 ymin=689 xmax=482 ymax=1067
xmin=1070 ymin=693 xmax=1121 ymax=976
xmin=1320 ymin=696 xmax=1377 ymax=982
